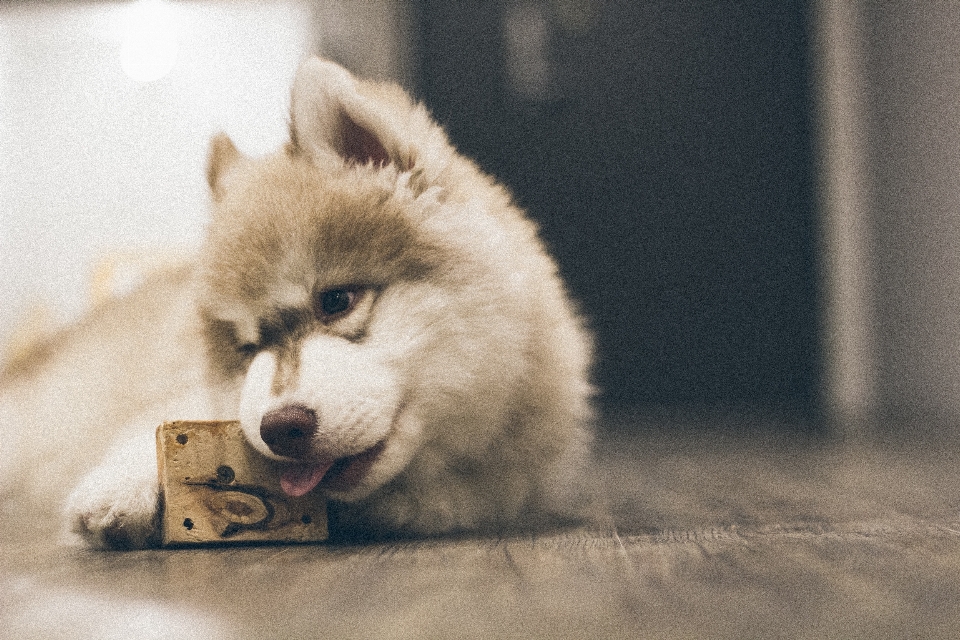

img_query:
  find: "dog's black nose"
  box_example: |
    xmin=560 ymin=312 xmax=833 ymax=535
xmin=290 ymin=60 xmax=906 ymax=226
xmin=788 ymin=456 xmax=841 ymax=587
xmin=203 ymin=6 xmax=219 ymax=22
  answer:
xmin=260 ymin=404 xmax=317 ymax=459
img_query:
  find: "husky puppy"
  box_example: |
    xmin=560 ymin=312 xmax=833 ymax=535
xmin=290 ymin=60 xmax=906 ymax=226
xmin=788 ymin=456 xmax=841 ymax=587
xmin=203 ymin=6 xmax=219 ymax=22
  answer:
xmin=0 ymin=58 xmax=594 ymax=548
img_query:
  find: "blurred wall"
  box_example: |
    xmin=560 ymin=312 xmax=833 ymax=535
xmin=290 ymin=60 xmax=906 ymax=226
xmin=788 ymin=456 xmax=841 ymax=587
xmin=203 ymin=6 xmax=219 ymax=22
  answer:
xmin=0 ymin=0 xmax=313 ymax=348
xmin=0 ymin=0 xmax=411 ymax=356
xmin=818 ymin=1 xmax=960 ymax=434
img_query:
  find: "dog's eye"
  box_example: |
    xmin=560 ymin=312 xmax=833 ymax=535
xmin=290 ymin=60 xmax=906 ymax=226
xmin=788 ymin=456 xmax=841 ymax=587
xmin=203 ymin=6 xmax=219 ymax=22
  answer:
xmin=314 ymin=287 xmax=358 ymax=321
xmin=238 ymin=343 xmax=258 ymax=357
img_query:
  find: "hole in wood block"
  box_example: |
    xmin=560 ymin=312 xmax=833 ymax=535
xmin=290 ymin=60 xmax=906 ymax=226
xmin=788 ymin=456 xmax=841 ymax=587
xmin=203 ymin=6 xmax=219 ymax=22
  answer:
xmin=216 ymin=465 xmax=235 ymax=484
xmin=183 ymin=518 xmax=194 ymax=530
xmin=176 ymin=433 xmax=188 ymax=445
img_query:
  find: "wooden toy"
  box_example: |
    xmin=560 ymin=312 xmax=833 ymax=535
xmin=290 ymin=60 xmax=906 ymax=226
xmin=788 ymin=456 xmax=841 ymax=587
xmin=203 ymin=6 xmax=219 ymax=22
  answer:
xmin=156 ymin=420 xmax=328 ymax=546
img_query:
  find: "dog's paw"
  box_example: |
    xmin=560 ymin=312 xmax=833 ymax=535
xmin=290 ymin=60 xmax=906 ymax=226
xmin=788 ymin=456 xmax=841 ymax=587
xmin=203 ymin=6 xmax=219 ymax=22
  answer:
xmin=64 ymin=467 xmax=160 ymax=549
xmin=63 ymin=434 xmax=161 ymax=549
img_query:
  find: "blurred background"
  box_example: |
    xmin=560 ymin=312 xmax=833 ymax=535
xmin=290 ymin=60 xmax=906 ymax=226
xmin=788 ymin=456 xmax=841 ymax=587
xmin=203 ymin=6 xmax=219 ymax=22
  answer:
xmin=1 ymin=0 xmax=957 ymax=437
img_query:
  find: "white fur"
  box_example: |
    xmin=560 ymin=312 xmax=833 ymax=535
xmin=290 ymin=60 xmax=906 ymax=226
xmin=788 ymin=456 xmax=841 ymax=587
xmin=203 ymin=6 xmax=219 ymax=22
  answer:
xmin=238 ymin=339 xmax=401 ymax=481
xmin=0 ymin=58 xmax=595 ymax=547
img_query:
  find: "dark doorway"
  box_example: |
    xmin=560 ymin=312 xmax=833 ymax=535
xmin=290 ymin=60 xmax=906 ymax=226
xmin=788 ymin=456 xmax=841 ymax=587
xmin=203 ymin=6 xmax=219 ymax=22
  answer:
xmin=412 ymin=1 xmax=821 ymax=421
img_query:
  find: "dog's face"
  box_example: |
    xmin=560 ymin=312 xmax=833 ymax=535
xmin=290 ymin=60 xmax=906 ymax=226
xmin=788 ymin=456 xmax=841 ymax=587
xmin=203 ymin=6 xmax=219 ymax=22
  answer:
xmin=196 ymin=60 xmax=529 ymax=503
xmin=199 ymin=151 xmax=439 ymax=501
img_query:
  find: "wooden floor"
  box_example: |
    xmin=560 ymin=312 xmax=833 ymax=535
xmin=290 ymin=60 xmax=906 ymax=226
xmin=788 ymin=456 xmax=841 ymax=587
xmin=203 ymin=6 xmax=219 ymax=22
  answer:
xmin=4 ymin=413 xmax=960 ymax=638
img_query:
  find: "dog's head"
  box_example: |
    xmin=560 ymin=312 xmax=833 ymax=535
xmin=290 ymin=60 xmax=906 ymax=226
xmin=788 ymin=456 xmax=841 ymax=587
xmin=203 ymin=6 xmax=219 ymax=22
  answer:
xmin=196 ymin=59 xmax=536 ymax=503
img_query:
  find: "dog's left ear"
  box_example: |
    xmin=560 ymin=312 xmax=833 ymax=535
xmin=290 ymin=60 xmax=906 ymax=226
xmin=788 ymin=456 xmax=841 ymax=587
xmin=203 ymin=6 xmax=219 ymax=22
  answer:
xmin=289 ymin=58 xmax=407 ymax=170
xmin=206 ymin=133 xmax=245 ymax=202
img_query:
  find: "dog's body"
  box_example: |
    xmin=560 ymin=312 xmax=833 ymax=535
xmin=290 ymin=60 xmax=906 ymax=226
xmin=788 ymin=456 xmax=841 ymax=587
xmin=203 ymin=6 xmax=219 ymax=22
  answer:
xmin=0 ymin=59 xmax=595 ymax=548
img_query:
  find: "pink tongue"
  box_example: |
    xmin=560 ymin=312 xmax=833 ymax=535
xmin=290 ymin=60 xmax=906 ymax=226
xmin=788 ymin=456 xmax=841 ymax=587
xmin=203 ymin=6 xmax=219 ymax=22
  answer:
xmin=279 ymin=461 xmax=333 ymax=497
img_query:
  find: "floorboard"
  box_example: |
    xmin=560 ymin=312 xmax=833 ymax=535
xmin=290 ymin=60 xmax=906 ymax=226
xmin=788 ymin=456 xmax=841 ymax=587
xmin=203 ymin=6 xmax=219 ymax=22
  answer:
xmin=4 ymin=416 xmax=960 ymax=638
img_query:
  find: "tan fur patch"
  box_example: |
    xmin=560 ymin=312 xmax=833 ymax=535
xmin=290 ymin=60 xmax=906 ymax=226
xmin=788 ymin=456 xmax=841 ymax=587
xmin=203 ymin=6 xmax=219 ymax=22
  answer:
xmin=197 ymin=149 xmax=446 ymax=386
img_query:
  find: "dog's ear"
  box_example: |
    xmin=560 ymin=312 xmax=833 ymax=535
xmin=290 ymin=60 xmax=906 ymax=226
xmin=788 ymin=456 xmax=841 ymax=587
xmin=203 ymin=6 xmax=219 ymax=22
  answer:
xmin=289 ymin=58 xmax=402 ymax=169
xmin=206 ymin=133 xmax=244 ymax=201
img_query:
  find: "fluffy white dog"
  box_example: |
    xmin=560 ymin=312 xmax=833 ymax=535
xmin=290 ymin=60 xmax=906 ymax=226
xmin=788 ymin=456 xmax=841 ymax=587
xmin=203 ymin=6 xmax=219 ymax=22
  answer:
xmin=0 ymin=58 xmax=595 ymax=548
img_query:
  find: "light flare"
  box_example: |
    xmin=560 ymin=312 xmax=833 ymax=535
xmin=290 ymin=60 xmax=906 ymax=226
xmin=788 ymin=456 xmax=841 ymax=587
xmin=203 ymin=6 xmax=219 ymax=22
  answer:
xmin=118 ymin=0 xmax=179 ymax=83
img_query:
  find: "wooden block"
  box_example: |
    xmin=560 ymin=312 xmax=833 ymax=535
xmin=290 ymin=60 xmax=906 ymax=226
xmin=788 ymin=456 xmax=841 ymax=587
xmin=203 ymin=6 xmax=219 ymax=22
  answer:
xmin=156 ymin=420 xmax=328 ymax=546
